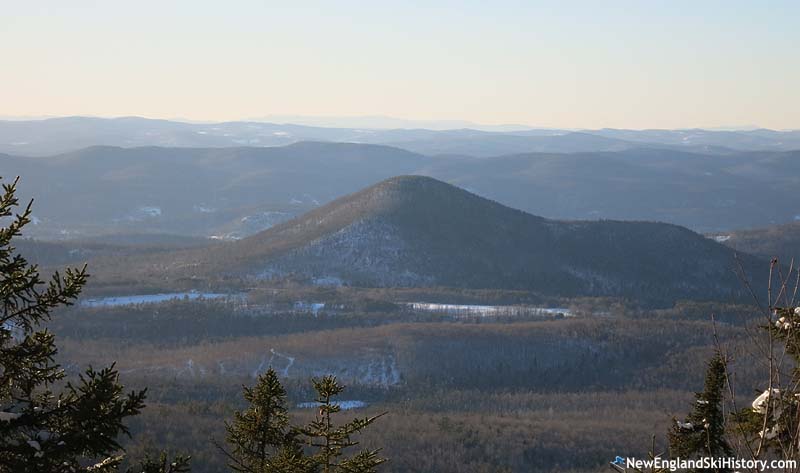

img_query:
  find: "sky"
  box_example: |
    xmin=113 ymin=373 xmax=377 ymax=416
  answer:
xmin=2 ymin=0 xmax=798 ymax=129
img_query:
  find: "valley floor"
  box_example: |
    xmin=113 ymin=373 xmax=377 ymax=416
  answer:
xmin=48 ymin=291 xmax=764 ymax=472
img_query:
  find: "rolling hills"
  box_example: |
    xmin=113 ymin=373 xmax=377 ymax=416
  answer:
xmin=709 ymin=221 xmax=800 ymax=264
xmin=3 ymin=116 xmax=800 ymax=157
xmin=0 ymin=116 xmax=636 ymax=157
xmin=3 ymin=143 xmax=800 ymax=238
xmin=0 ymin=142 xmax=427 ymax=239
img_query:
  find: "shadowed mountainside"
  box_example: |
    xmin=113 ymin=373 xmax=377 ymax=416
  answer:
xmin=146 ymin=176 xmax=764 ymax=305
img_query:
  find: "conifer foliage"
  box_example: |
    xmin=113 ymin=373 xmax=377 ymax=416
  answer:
xmin=0 ymin=177 xmax=189 ymax=472
xmin=299 ymin=375 xmax=385 ymax=473
xmin=127 ymin=452 xmax=192 ymax=473
xmin=667 ymin=350 xmax=732 ymax=470
xmin=221 ymin=368 xmax=313 ymax=473
xmin=223 ymin=369 xmax=385 ymax=473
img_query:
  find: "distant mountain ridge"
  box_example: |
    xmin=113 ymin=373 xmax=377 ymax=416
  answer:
xmin=171 ymin=176 xmax=763 ymax=305
xmin=3 ymin=143 xmax=800 ymax=238
xmin=249 ymin=114 xmax=538 ymax=131
xmin=3 ymin=116 xmax=800 ymax=157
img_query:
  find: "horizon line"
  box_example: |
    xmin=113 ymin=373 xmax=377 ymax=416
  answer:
xmin=0 ymin=114 xmax=794 ymax=133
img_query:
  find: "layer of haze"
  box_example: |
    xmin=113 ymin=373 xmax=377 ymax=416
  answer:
xmin=2 ymin=0 xmax=798 ymax=129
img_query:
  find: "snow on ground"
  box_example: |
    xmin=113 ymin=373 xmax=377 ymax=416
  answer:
xmin=311 ymin=276 xmax=344 ymax=287
xmin=296 ymin=400 xmax=367 ymax=410
xmin=138 ymin=206 xmax=162 ymax=217
xmin=80 ymin=292 xmax=235 ymax=307
xmin=209 ymin=234 xmax=241 ymax=241
xmin=239 ymin=211 xmax=293 ymax=232
xmin=293 ymin=301 xmax=325 ymax=315
xmin=713 ymin=235 xmax=731 ymax=243
xmin=113 ymin=349 xmax=402 ymax=388
xmin=359 ymin=354 xmax=400 ymax=387
xmin=269 ymin=348 xmax=295 ymax=377
xmin=251 ymin=349 xmax=296 ymax=378
xmin=193 ymin=205 xmax=216 ymax=213
xmin=407 ymin=302 xmax=572 ymax=317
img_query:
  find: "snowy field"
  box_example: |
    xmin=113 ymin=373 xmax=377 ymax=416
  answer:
xmin=80 ymin=292 xmax=236 ymax=307
xmin=293 ymin=301 xmax=326 ymax=315
xmin=406 ymin=302 xmax=572 ymax=317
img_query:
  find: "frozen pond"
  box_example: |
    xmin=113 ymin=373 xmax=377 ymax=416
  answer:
xmin=81 ymin=292 xmax=235 ymax=308
xmin=297 ymin=400 xmax=367 ymax=410
xmin=407 ymin=302 xmax=572 ymax=317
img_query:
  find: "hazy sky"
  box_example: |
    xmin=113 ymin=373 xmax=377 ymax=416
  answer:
xmin=2 ymin=1 xmax=798 ymax=129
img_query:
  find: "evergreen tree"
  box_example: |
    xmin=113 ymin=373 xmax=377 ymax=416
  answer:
xmin=126 ymin=452 xmax=191 ymax=473
xmin=221 ymin=368 xmax=313 ymax=473
xmin=668 ymin=350 xmax=732 ymax=471
xmin=224 ymin=371 xmax=385 ymax=473
xmin=0 ymin=176 xmax=189 ymax=472
xmin=299 ymin=375 xmax=385 ymax=473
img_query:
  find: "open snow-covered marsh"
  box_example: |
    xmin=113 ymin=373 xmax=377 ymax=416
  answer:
xmin=406 ymin=302 xmax=572 ymax=317
xmin=81 ymin=292 xmax=238 ymax=307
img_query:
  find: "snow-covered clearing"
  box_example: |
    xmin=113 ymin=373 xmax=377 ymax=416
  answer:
xmin=406 ymin=302 xmax=572 ymax=317
xmin=81 ymin=292 xmax=236 ymax=307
